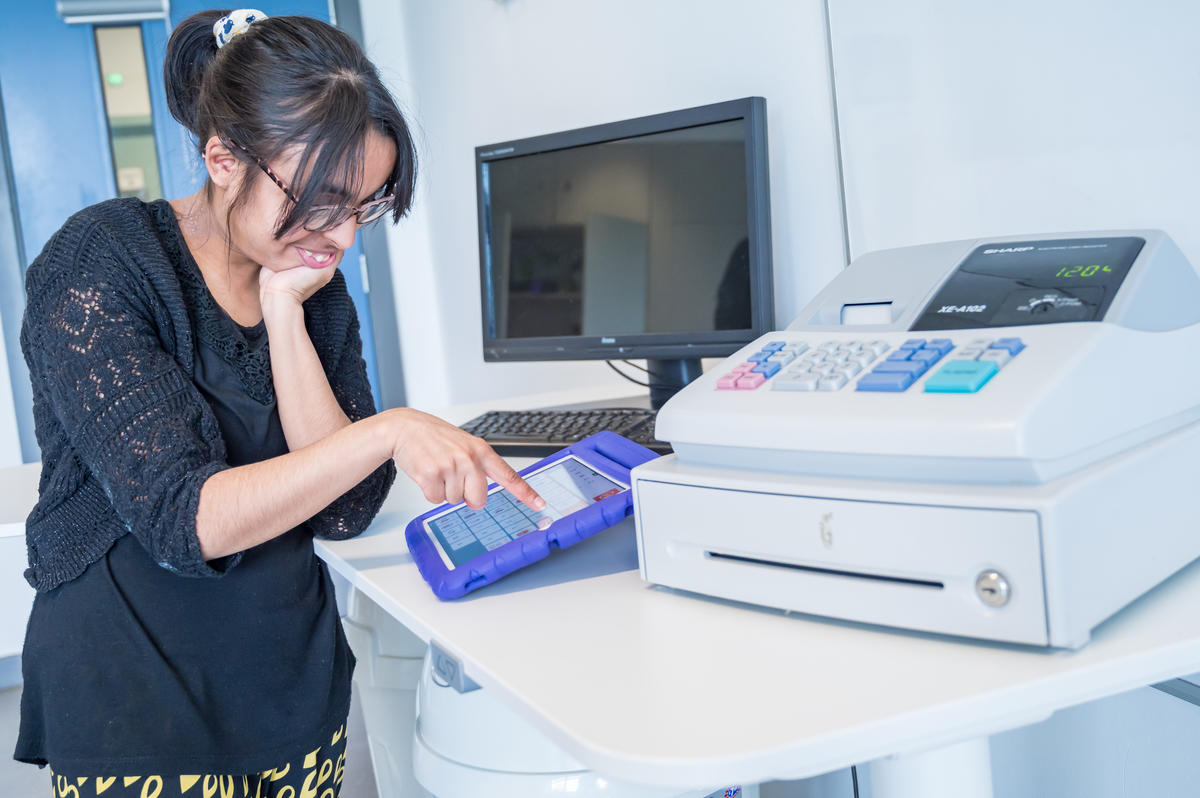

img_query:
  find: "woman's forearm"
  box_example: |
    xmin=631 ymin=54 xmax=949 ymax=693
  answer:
xmin=264 ymin=299 xmax=350 ymax=450
xmin=195 ymin=409 xmax=396 ymax=559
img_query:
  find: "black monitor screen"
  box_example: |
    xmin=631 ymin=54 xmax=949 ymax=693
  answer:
xmin=481 ymin=119 xmax=755 ymax=343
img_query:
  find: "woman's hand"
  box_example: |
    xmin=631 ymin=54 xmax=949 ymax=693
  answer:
xmin=258 ymin=261 xmax=338 ymax=312
xmin=387 ymin=408 xmax=546 ymax=511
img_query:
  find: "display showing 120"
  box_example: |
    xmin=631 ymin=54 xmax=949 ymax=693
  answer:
xmin=1055 ymin=264 xmax=1113 ymax=279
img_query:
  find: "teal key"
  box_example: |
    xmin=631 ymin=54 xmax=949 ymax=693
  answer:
xmin=924 ymin=360 xmax=999 ymax=393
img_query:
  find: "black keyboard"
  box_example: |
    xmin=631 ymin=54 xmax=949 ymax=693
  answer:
xmin=460 ymin=407 xmax=671 ymax=457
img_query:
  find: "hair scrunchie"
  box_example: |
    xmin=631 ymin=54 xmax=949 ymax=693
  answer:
xmin=213 ymin=9 xmax=268 ymax=48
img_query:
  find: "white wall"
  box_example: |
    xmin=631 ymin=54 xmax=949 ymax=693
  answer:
xmin=830 ymin=0 xmax=1200 ymax=262
xmin=359 ymin=0 xmax=846 ymax=409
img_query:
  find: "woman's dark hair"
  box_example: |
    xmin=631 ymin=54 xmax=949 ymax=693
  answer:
xmin=164 ymin=9 xmax=417 ymax=236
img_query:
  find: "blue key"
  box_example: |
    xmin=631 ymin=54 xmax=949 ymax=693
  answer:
xmin=747 ymin=351 xmax=772 ymax=363
xmin=902 ymin=338 xmax=927 ymax=349
xmin=857 ymin=371 xmax=917 ymax=392
xmin=927 ymin=339 xmax=954 ymax=355
xmin=991 ymin=338 xmax=1025 ymax=355
xmin=924 ymin=361 xmax=999 ymax=393
xmin=886 ymin=348 xmax=917 ymax=361
xmin=872 ymin=360 xmax=930 ymax=376
xmin=752 ymin=361 xmax=782 ymax=378
xmin=910 ymin=348 xmax=943 ymax=364
xmin=762 ymin=341 xmax=786 ymax=352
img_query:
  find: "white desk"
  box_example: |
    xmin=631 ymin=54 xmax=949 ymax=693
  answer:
xmin=316 ymin=391 xmax=1200 ymax=795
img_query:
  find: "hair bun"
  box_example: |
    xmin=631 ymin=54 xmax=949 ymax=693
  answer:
xmin=163 ymin=9 xmax=227 ymax=137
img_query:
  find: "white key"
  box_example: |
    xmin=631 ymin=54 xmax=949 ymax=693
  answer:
xmin=844 ymin=341 xmax=864 ymax=352
xmin=978 ymin=348 xmax=1013 ymax=368
xmin=782 ymin=343 xmax=809 ymax=355
xmin=868 ymin=340 xmax=890 ymax=356
xmin=818 ymin=374 xmax=849 ymax=391
xmin=837 ymin=363 xmax=862 ymax=379
xmin=969 ymin=338 xmax=992 ymax=349
xmin=819 ymin=341 xmax=840 ymax=352
xmin=950 ymin=348 xmax=984 ymax=361
xmin=774 ymin=374 xmax=821 ymax=391
xmin=814 ymin=363 xmax=838 ymax=376
xmin=826 ymin=350 xmax=850 ymax=363
xmin=851 ymin=354 xmax=875 ymax=369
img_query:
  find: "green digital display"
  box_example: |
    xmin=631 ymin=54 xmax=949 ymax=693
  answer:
xmin=1054 ymin=264 xmax=1114 ymax=279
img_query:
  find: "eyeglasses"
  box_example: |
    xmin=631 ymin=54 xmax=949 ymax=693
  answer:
xmin=224 ymin=139 xmax=394 ymax=231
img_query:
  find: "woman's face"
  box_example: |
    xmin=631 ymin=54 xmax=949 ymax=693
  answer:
xmin=225 ymin=128 xmax=397 ymax=274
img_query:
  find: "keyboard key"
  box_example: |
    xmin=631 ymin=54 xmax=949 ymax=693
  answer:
xmin=927 ymin=339 xmax=954 ymax=355
xmin=752 ymin=361 xmax=782 ymax=378
xmin=924 ymin=361 xmax=999 ymax=393
xmin=857 ymin=371 xmax=916 ymax=392
xmin=732 ymin=361 xmax=756 ymax=372
xmin=902 ymin=338 xmax=927 ymax=349
xmin=819 ymin=374 xmax=849 ymax=391
xmin=747 ymin=351 xmax=772 ymax=362
xmin=767 ymin=352 xmax=796 ymax=366
xmin=873 ymin=360 xmax=930 ymax=376
xmin=762 ymin=341 xmax=786 ymax=352
xmin=814 ymin=363 xmax=838 ymax=376
xmin=782 ymin=343 xmax=809 ymax=355
xmin=844 ymin=341 xmax=865 ymax=352
xmin=774 ymin=373 xmax=821 ymax=391
xmin=826 ymin=350 xmax=850 ymax=363
xmin=910 ymin=349 xmax=943 ymax=364
xmin=736 ymin=373 xmax=767 ymax=389
xmin=868 ymin=340 xmax=890 ymax=356
xmin=837 ymin=363 xmax=862 ymax=378
xmin=949 ymin=348 xmax=983 ymax=360
xmin=978 ymin=349 xmax=1012 ymax=368
xmin=851 ymin=354 xmax=876 ymax=369
xmin=887 ymin=349 xmax=916 ymax=361
xmin=716 ymin=373 xmax=740 ymax=389
xmin=819 ymin=341 xmax=840 ymax=352
xmin=991 ymin=338 xmax=1026 ymax=355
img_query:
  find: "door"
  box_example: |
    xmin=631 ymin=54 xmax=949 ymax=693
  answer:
xmin=0 ymin=1 xmax=383 ymax=464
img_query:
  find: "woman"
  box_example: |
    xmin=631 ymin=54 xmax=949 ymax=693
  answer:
xmin=15 ymin=9 xmax=542 ymax=796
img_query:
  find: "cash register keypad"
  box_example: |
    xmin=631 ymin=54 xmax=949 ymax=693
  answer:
xmin=715 ymin=337 xmax=1025 ymax=394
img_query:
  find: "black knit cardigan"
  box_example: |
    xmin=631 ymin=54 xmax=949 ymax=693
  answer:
xmin=18 ymin=198 xmax=396 ymax=592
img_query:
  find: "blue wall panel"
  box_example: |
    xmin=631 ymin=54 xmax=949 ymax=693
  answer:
xmin=0 ymin=4 xmax=115 ymax=261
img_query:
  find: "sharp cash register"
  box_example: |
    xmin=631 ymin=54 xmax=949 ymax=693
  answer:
xmin=633 ymin=231 xmax=1200 ymax=648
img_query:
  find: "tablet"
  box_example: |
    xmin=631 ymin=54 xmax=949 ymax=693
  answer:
xmin=405 ymin=431 xmax=660 ymax=599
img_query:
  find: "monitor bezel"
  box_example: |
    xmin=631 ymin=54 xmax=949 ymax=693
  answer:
xmin=474 ymin=96 xmax=774 ymax=363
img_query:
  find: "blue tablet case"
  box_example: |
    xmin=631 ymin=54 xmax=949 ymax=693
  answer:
xmin=406 ymin=431 xmax=660 ymax=599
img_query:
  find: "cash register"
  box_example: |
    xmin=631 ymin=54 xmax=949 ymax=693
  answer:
xmin=632 ymin=231 xmax=1200 ymax=648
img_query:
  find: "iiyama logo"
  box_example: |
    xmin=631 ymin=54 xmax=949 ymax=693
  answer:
xmin=983 ymin=246 xmax=1035 ymax=255
xmin=819 ymin=512 xmax=834 ymax=549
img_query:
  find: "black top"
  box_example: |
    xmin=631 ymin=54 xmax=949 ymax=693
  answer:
xmin=14 ymin=201 xmax=365 ymax=774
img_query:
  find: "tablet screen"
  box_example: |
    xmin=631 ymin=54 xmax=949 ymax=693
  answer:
xmin=421 ymin=454 xmax=627 ymax=568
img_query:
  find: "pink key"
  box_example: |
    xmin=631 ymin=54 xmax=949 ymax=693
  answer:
xmin=732 ymin=362 xmax=756 ymax=373
xmin=736 ymin=373 xmax=766 ymax=389
xmin=716 ymin=373 xmax=740 ymax=389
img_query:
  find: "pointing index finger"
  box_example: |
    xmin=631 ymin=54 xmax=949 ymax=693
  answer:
xmin=484 ymin=453 xmax=546 ymax=512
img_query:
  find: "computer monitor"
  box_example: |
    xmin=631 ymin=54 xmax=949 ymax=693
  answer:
xmin=475 ymin=97 xmax=773 ymax=408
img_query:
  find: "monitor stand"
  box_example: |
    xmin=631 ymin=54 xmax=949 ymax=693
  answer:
xmin=540 ymin=358 xmax=703 ymax=412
